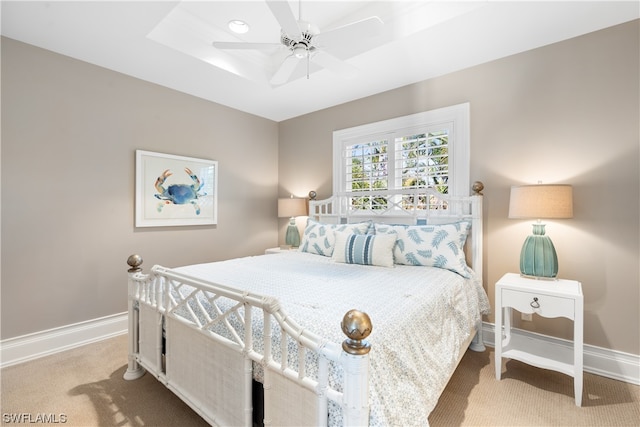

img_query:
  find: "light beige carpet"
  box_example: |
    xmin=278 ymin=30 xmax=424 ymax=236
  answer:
xmin=429 ymin=346 xmax=640 ymax=426
xmin=1 ymin=335 xmax=208 ymax=426
xmin=1 ymin=334 xmax=638 ymax=426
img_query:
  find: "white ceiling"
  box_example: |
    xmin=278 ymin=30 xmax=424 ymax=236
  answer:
xmin=2 ymin=1 xmax=638 ymax=122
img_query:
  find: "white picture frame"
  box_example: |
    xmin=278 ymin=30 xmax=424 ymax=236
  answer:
xmin=135 ymin=150 xmax=218 ymax=227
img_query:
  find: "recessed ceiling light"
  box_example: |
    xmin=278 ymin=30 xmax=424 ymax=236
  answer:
xmin=228 ymin=20 xmax=249 ymax=34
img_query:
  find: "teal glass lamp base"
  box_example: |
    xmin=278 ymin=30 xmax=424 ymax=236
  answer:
xmin=519 ymin=223 xmax=559 ymax=279
xmin=284 ymin=217 xmax=301 ymax=248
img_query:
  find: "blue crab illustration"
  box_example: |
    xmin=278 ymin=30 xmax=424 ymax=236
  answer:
xmin=154 ymin=168 xmax=206 ymax=215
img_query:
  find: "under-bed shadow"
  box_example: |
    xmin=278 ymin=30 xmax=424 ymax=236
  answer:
xmin=68 ymin=365 xmax=209 ymax=427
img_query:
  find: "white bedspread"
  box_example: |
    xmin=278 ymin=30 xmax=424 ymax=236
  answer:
xmin=174 ymin=251 xmax=490 ymax=426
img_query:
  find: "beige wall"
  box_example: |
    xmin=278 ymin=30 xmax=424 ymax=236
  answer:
xmin=278 ymin=20 xmax=640 ymax=355
xmin=1 ymin=38 xmax=279 ymax=339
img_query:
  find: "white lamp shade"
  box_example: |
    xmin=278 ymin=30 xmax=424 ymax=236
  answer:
xmin=509 ymin=184 xmax=573 ymax=219
xmin=278 ymin=198 xmax=306 ymax=218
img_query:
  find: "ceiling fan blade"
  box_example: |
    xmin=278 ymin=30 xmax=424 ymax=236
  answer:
xmin=265 ymin=0 xmax=302 ymax=40
xmin=270 ymin=55 xmax=301 ymax=85
xmin=213 ymin=41 xmax=281 ymax=50
xmin=311 ymin=50 xmax=357 ymax=79
xmin=315 ymin=16 xmax=384 ymax=49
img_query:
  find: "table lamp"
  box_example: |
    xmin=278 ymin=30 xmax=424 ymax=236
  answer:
xmin=508 ymin=184 xmax=573 ymax=279
xmin=278 ymin=196 xmax=307 ymax=248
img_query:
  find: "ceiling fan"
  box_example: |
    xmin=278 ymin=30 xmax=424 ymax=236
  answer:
xmin=212 ymin=0 xmax=384 ymax=85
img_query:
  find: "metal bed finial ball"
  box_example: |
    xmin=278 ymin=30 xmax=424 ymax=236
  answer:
xmin=341 ymin=309 xmax=373 ymax=355
xmin=472 ymin=181 xmax=484 ymax=195
xmin=308 ymin=190 xmax=317 ymax=200
xmin=127 ymin=254 xmax=143 ymax=273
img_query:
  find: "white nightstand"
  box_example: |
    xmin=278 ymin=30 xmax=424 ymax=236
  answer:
xmin=265 ymin=247 xmax=294 ymax=254
xmin=495 ymin=273 xmax=584 ymax=406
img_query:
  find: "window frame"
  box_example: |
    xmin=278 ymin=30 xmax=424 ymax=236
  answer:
xmin=333 ymin=103 xmax=470 ymax=198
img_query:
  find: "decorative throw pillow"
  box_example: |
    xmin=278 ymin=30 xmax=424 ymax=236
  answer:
xmin=299 ymin=219 xmax=371 ymax=257
xmin=332 ymin=232 xmax=397 ymax=268
xmin=374 ymin=221 xmax=472 ymax=277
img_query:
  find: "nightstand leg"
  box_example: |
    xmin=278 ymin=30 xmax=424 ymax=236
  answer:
xmin=574 ymin=311 xmax=583 ymax=406
xmin=503 ymin=307 xmax=512 ymax=346
xmin=574 ymin=296 xmax=583 ymax=406
xmin=575 ymin=375 xmax=583 ymax=406
xmin=495 ymin=301 xmax=503 ymax=380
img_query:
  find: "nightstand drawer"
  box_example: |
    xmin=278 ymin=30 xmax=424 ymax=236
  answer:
xmin=502 ymin=288 xmax=575 ymax=319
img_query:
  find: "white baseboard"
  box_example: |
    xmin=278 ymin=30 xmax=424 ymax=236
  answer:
xmin=481 ymin=322 xmax=640 ymax=386
xmin=0 ymin=312 xmax=127 ymax=368
xmin=1 ymin=316 xmax=638 ymax=386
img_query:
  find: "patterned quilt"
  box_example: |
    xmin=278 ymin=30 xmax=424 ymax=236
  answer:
xmin=174 ymin=251 xmax=490 ymax=426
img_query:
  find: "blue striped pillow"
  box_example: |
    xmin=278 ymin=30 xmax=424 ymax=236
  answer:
xmin=333 ymin=232 xmax=396 ymax=267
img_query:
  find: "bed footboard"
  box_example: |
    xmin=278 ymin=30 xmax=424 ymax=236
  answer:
xmin=123 ymin=255 xmax=373 ymax=427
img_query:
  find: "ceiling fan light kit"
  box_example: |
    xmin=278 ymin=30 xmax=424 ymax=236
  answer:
xmin=293 ymin=45 xmax=308 ymax=59
xmin=212 ymin=0 xmax=384 ymax=86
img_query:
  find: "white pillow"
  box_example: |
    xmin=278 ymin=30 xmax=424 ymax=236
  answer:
xmin=332 ymin=232 xmax=397 ymax=268
xmin=374 ymin=221 xmax=472 ymax=277
xmin=299 ymin=219 xmax=371 ymax=257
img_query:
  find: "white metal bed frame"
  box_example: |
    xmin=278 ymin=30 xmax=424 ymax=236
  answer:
xmin=124 ymin=183 xmax=485 ymax=426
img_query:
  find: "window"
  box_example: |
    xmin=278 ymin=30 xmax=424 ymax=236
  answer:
xmin=333 ymin=103 xmax=470 ymax=205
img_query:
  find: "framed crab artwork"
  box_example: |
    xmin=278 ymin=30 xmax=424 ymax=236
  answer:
xmin=135 ymin=150 xmax=218 ymax=227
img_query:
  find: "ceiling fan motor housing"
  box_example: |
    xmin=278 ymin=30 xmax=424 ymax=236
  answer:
xmin=281 ymin=23 xmax=316 ymax=58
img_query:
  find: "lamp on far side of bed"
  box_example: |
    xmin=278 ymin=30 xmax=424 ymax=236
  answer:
xmin=278 ymin=196 xmax=307 ymax=248
xmin=509 ymin=183 xmax=573 ymax=279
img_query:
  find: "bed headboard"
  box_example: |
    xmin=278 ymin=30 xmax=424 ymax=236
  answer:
xmin=308 ymin=181 xmax=484 ymax=276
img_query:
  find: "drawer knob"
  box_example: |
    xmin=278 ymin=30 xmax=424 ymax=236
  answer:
xmin=530 ymin=297 xmax=540 ymax=309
